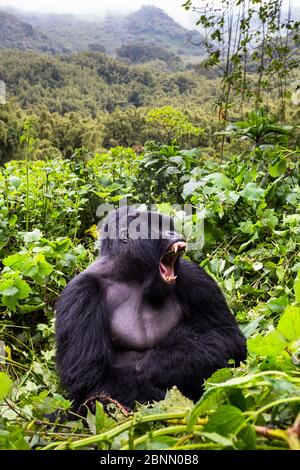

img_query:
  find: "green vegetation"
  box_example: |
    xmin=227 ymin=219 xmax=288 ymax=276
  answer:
xmin=0 ymin=48 xmax=298 ymax=164
xmin=0 ymin=0 xmax=299 ymax=452
xmin=0 ymin=48 xmax=217 ymax=161
xmin=0 ymin=122 xmax=299 ymax=449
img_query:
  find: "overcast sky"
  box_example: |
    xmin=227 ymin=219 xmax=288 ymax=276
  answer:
xmin=0 ymin=0 xmax=196 ymax=27
xmin=0 ymin=0 xmax=299 ymax=28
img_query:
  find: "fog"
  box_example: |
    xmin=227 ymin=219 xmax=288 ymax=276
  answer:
xmin=0 ymin=0 xmax=298 ymax=30
xmin=0 ymin=0 xmax=197 ymax=28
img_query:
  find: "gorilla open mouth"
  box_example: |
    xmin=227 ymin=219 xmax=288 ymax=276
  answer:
xmin=159 ymin=241 xmax=187 ymax=284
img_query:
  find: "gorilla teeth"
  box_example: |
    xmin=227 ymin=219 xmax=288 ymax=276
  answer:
xmin=160 ymin=242 xmax=186 ymax=284
xmin=170 ymin=241 xmax=186 ymax=254
xmin=163 ymin=274 xmax=177 ymax=283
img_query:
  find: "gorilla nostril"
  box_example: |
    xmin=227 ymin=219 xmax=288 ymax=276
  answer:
xmin=166 ymin=230 xmax=179 ymax=238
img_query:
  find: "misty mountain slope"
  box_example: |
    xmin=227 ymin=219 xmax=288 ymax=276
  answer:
xmin=0 ymin=5 xmax=204 ymax=59
xmin=0 ymin=11 xmax=65 ymax=53
xmin=124 ymin=6 xmax=203 ymax=55
xmin=20 ymin=12 xmax=128 ymax=55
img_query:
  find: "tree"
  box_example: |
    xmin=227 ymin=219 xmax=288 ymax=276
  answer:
xmin=0 ymin=103 xmax=23 ymax=164
xmin=183 ymin=0 xmax=300 ymax=154
xmin=102 ymin=107 xmax=146 ymax=148
xmin=146 ymin=106 xmax=204 ymax=144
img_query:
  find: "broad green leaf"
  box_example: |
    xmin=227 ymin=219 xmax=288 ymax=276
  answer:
xmin=268 ymin=157 xmax=287 ymax=177
xmin=200 ymin=432 xmax=233 ymax=447
xmin=182 ymin=180 xmax=202 ymax=198
xmin=239 ymin=220 xmax=258 ymax=235
xmin=95 ymin=401 xmax=106 ymax=433
xmin=86 ymin=408 xmax=96 ymax=434
xmin=278 ymin=306 xmax=300 ymax=342
xmin=165 ymin=166 xmax=180 ymax=175
xmin=228 ymin=191 xmax=240 ymax=204
xmin=0 ymin=428 xmax=30 ymax=450
xmin=228 ymin=389 xmax=247 ymax=411
xmin=241 ymin=315 xmax=264 ymax=339
xmin=248 ymin=330 xmax=286 ymax=356
xmin=238 ymin=235 xmax=258 ymax=253
xmin=187 ymin=388 xmax=225 ymax=430
xmin=3 ymin=253 xmax=29 ymax=270
xmin=253 ymin=262 xmax=263 ymax=271
xmin=169 ymin=156 xmax=184 ymax=165
xmin=33 ymin=393 xmax=71 ymax=413
xmin=19 ymin=303 xmax=45 ymax=313
xmin=283 ymin=214 xmax=300 ymax=227
xmin=22 ymin=229 xmax=43 ymax=243
xmin=137 ymin=436 xmax=177 ymax=450
xmin=207 ymin=371 xmax=288 ymax=389
xmin=0 ymin=276 xmax=32 ymax=311
xmin=9 ymin=214 xmax=18 ymax=227
xmin=1 ymin=287 xmax=18 ymax=297
xmin=8 ymin=176 xmax=22 ymax=188
xmin=4 ymin=253 xmax=53 ymax=283
xmin=260 ymin=209 xmax=278 ymax=229
xmin=0 ymin=372 xmax=12 ymax=402
xmin=237 ymin=424 xmax=256 ymax=450
xmin=235 ymin=170 xmax=245 ymax=185
xmin=104 ymin=183 xmax=122 ymax=192
xmin=267 ymin=378 xmax=300 ymax=395
xmin=203 ymin=172 xmax=232 ymax=189
xmin=240 ymin=183 xmax=264 ymax=202
xmin=204 ymin=405 xmax=245 ymax=436
xmin=266 ymin=295 xmax=289 ymax=313
xmin=206 ymin=368 xmax=233 ymax=384
xmin=224 ymin=276 xmax=235 ymax=291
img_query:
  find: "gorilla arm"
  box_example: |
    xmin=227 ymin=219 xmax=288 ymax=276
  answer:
xmin=136 ymin=261 xmax=247 ymax=399
xmin=55 ymin=272 xmax=112 ymax=409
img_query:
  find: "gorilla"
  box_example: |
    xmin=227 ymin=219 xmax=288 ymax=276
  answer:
xmin=56 ymin=206 xmax=246 ymax=411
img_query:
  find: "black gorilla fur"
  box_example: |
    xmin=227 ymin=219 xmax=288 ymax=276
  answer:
xmin=56 ymin=207 xmax=246 ymax=411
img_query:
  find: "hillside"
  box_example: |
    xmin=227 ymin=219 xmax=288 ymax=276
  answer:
xmin=0 ymin=11 xmax=65 ymax=53
xmin=0 ymin=6 xmax=204 ymax=59
xmin=124 ymin=6 xmax=203 ymax=56
xmin=0 ymin=48 xmax=214 ymax=116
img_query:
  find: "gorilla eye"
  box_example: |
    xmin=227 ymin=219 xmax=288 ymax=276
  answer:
xmin=119 ymin=228 xmax=128 ymax=243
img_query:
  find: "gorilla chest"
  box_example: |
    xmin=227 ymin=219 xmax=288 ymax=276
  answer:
xmin=107 ymin=284 xmax=183 ymax=350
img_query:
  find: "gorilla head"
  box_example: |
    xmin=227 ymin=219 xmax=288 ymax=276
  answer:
xmin=99 ymin=206 xmax=187 ymax=301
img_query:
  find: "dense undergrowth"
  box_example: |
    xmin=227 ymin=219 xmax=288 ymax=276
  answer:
xmin=0 ymin=117 xmax=300 ymax=449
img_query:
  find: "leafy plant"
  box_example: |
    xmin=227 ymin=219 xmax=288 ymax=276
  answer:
xmin=217 ymin=108 xmax=293 ymax=147
xmin=0 ymin=135 xmax=299 ymax=450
